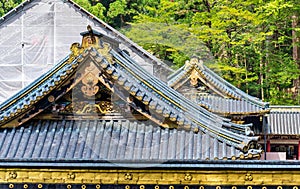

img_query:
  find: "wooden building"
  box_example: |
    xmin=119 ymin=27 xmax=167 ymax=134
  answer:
xmin=263 ymin=106 xmax=300 ymax=160
xmin=167 ymin=56 xmax=271 ymax=156
xmin=0 ymin=0 xmax=300 ymax=188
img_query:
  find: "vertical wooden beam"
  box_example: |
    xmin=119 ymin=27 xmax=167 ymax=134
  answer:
xmin=267 ymin=140 xmax=271 ymax=152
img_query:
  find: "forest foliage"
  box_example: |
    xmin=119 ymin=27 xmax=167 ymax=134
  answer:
xmin=1 ymin=0 xmax=300 ymax=105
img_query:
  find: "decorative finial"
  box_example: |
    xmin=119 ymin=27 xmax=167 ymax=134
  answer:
xmin=80 ymin=25 xmax=104 ymax=48
xmin=186 ymin=56 xmax=204 ymax=70
xmin=87 ymin=25 xmax=92 ymax=32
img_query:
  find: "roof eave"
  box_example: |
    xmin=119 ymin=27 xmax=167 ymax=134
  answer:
xmin=0 ymin=159 xmax=299 ymax=170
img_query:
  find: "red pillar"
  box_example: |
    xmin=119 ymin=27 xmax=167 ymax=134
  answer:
xmin=267 ymin=140 xmax=271 ymax=152
xmin=298 ymin=140 xmax=300 ymax=160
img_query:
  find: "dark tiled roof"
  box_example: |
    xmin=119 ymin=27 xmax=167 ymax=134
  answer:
xmin=0 ymin=119 xmax=250 ymax=161
xmin=111 ymin=50 xmax=260 ymax=144
xmin=0 ymin=16 xmax=265 ymax=161
xmin=267 ymin=106 xmax=300 ymax=135
xmin=0 ymin=55 xmax=72 ymax=121
xmin=0 ymin=46 xmax=262 ymax=160
xmin=168 ymin=61 xmax=269 ymax=115
xmin=194 ymin=95 xmax=268 ymax=116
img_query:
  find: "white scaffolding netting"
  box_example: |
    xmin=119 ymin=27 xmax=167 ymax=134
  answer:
xmin=0 ymin=0 xmax=158 ymax=104
xmin=0 ymin=0 xmax=98 ymax=103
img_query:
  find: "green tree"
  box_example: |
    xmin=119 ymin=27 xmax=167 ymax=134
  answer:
xmin=124 ymin=0 xmax=300 ymax=104
xmin=3 ymin=0 xmax=300 ymax=104
xmin=123 ymin=0 xmax=212 ymax=68
xmin=107 ymin=0 xmax=129 ymax=27
xmin=0 ymin=0 xmax=21 ymax=17
xmin=89 ymin=3 xmax=106 ymax=21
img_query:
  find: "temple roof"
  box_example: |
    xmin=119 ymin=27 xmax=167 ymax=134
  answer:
xmin=267 ymin=106 xmax=300 ymax=135
xmin=0 ymin=27 xmax=262 ymax=161
xmin=167 ymin=58 xmax=270 ymax=116
xmin=0 ymin=119 xmax=248 ymax=161
xmin=0 ymin=0 xmax=268 ymax=120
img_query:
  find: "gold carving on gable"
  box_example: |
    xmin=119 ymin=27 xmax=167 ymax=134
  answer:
xmin=97 ymin=42 xmax=113 ymax=63
xmin=80 ymin=62 xmax=101 ymax=97
xmin=69 ymin=42 xmax=84 ymax=63
xmin=63 ymin=101 xmax=114 ymax=114
xmin=185 ymin=56 xmax=204 ymax=69
xmin=81 ymin=72 xmax=99 ymax=97
xmin=80 ymin=101 xmax=113 ymax=114
xmin=68 ymin=39 xmax=113 ymax=65
xmin=190 ymin=69 xmax=200 ymax=86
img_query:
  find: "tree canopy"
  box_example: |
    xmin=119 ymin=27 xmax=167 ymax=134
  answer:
xmin=1 ymin=0 xmax=300 ymax=105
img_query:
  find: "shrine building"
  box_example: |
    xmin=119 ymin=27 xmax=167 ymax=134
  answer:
xmin=0 ymin=0 xmax=299 ymax=188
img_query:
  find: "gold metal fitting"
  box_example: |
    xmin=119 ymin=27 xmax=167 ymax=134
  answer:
xmin=245 ymin=173 xmax=253 ymax=181
xmin=184 ymin=173 xmax=193 ymax=181
xmin=124 ymin=173 xmax=133 ymax=180
xmin=8 ymin=171 xmax=17 ymax=179
xmin=67 ymin=172 xmax=76 ymax=179
xmin=48 ymin=95 xmax=55 ymax=102
xmin=194 ymin=127 xmax=199 ymax=133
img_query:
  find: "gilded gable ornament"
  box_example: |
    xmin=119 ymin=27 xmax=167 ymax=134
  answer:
xmin=97 ymin=42 xmax=113 ymax=63
xmin=69 ymin=42 xmax=84 ymax=63
xmin=81 ymin=72 xmax=99 ymax=97
xmin=190 ymin=69 xmax=199 ymax=86
xmin=81 ymin=25 xmax=102 ymax=49
xmin=185 ymin=56 xmax=204 ymax=70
